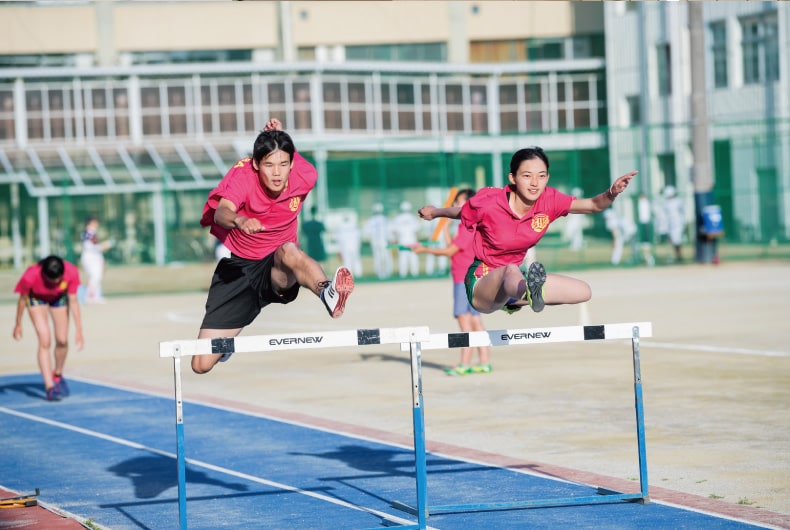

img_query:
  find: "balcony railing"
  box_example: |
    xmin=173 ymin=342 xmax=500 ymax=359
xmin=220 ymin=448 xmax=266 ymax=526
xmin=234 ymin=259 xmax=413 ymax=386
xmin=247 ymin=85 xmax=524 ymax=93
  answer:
xmin=0 ymin=59 xmax=606 ymax=148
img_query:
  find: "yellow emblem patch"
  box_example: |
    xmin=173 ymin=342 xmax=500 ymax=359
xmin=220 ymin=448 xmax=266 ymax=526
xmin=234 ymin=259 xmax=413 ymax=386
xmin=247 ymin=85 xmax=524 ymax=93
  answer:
xmin=531 ymin=213 xmax=550 ymax=233
xmin=234 ymin=158 xmax=250 ymax=169
xmin=289 ymin=197 xmax=301 ymax=212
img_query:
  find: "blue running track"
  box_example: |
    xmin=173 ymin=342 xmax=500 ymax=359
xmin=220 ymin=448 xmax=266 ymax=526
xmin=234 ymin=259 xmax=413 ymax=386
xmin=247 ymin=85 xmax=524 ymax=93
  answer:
xmin=0 ymin=374 xmax=771 ymax=529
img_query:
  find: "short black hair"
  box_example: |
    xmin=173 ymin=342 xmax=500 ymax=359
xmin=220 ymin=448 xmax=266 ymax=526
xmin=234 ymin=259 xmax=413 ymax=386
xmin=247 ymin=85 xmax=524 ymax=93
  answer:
xmin=38 ymin=255 xmax=65 ymax=280
xmin=252 ymin=129 xmax=296 ymax=164
xmin=455 ymin=188 xmax=476 ymax=202
xmin=510 ymin=146 xmax=550 ymax=175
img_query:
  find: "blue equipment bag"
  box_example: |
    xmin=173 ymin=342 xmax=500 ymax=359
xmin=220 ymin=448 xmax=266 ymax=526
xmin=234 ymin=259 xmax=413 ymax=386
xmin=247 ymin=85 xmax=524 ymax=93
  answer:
xmin=701 ymin=205 xmax=724 ymax=237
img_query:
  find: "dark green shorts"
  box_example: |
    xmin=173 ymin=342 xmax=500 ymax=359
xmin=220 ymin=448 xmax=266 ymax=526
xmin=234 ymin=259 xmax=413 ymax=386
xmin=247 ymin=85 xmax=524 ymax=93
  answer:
xmin=464 ymin=259 xmax=492 ymax=309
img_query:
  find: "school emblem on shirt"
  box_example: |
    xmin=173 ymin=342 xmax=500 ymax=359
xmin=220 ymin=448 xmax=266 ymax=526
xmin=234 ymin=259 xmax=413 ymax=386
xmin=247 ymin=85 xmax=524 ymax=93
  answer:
xmin=59 ymin=280 xmax=67 ymax=290
xmin=234 ymin=158 xmax=250 ymax=169
xmin=531 ymin=213 xmax=550 ymax=233
xmin=289 ymin=197 xmax=301 ymax=212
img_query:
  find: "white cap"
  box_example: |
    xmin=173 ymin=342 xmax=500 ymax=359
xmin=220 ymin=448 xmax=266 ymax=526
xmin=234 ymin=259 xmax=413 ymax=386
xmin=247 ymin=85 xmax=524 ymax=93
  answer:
xmin=400 ymin=201 xmax=412 ymax=212
xmin=372 ymin=203 xmax=384 ymax=213
xmin=663 ymin=185 xmax=676 ymax=198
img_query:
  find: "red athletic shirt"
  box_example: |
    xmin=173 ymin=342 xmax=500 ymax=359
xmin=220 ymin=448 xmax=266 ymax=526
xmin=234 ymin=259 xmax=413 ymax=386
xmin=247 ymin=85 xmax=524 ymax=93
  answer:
xmin=14 ymin=261 xmax=81 ymax=303
xmin=460 ymin=186 xmax=574 ymax=268
xmin=201 ymin=153 xmax=318 ymax=260
xmin=450 ymin=223 xmax=476 ymax=284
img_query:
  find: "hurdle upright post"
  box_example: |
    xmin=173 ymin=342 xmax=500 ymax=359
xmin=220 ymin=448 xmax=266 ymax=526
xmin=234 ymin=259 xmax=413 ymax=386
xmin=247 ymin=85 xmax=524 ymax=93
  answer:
xmin=408 ymin=339 xmax=428 ymax=528
xmin=172 ymin=350 xmax=188 ymax=530
xmin=632 ymin=325 xmax=650 ymax=501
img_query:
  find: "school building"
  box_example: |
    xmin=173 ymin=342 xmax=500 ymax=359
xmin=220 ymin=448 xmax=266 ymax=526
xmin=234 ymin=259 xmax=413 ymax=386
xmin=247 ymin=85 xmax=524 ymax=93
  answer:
xmin=0 ymin=1 xmax=787 ymax=268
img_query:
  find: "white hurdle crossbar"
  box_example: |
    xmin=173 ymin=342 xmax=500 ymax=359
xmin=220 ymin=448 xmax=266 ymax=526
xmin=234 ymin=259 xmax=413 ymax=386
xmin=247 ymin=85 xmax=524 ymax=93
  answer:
xmin=392 ymin=321 xmax=652 ymax=519
xmin=160 ymin=326 xmax=431 ymax=530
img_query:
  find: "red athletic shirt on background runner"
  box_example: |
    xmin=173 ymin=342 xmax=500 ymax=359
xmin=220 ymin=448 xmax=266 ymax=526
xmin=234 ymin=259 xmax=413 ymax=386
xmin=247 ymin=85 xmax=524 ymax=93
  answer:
xmin=14 ymin=261 xmax=81 ymax=303
xmin=201 ymin=153 xmax=318 ymax=260
xmin=450 ymin=223 xmax=476 ymax=284
xmin=460 ymin=186 xmax=574 ymax=269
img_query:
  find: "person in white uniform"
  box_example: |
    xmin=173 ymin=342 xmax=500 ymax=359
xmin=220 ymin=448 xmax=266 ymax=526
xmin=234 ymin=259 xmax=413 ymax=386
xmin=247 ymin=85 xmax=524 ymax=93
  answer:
xmin=662 ymin=185 xmax=685 ymax=263
xmin=334 ymin=212 xmax=363 ymax=277
xmin=391 ymin=201 xmax=421 ymax=278
xmin=362 ymin=203 xmax=393 ymax=279
xmin=80 ymin=216 xmax=113 ymax=303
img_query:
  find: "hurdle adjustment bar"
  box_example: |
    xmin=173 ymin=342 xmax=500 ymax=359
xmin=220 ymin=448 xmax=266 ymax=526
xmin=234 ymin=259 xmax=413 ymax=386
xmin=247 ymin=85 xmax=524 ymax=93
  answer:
xmin=393 ymin=322 xmax=651 ymax=518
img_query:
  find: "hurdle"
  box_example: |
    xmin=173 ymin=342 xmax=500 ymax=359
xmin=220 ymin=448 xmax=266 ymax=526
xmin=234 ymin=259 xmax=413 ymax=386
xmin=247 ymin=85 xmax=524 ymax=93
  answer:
xmin=159 ymin=326 xmax=432 ymax=530
xmin=392 ymin=322 xmax=652 ymax=519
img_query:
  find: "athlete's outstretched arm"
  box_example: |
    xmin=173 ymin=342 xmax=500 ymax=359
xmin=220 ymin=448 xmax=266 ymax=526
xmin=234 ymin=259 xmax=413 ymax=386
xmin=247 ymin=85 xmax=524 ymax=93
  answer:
xmin=570 ymin=170 xmax=637 ymax=214
xmin=418 ymin=205 xmax=461 ymax=220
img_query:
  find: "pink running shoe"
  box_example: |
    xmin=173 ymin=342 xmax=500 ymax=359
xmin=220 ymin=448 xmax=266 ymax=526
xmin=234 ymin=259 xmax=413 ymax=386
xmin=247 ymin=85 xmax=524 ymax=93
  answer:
xmin=320 ymin=266 xmax=354 ymax=318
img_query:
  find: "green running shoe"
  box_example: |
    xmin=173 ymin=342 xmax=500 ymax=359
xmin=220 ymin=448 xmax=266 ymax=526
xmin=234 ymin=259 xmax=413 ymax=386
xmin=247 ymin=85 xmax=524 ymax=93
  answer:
xmin=444 ymin=364 xmax=473 ymax=376
xmin=471 ymin=363 xmax=492 ymax=374
xmin=502 ymin=303 xmax=521 ymax=315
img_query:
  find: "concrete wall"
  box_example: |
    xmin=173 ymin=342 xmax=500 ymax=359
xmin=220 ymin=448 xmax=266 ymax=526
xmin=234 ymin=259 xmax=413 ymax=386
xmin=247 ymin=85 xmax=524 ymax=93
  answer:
xmin=0 ymin=1 xmax=603 ymax=57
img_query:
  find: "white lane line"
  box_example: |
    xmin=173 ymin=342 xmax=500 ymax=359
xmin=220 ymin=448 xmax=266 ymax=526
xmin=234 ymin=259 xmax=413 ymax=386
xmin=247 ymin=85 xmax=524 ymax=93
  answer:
xmin=0 ymin=406 xmax=430 ymax=529
xmin=644 ymin=341 xmax=789 ymax=358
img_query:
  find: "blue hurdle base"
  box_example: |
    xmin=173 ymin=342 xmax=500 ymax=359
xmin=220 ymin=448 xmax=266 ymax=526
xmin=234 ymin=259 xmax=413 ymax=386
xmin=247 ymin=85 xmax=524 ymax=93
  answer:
xmin=392 ymin=490 xmax=648 ymax=517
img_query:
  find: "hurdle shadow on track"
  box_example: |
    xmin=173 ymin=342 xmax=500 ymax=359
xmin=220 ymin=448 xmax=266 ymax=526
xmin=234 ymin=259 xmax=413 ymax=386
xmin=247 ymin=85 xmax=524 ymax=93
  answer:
xmin=107 ymin=455 xmax=249 ymax=499
xmin=290 ymin=444 xmax=477 ymax=479
xmin=0 ymin=382 xmax=48 ymax=401
xmin=292 ymin=444 xmax=515 ymax=509
xmin=289 ymin=444 xmax=438 ymax=478
xmin=358 ymin=352 xmax=447 ymax=372
xmin=102 ymin=455 xmax=336 ymax=530
xmin=97 ymin=488 xmax=336 ymax=530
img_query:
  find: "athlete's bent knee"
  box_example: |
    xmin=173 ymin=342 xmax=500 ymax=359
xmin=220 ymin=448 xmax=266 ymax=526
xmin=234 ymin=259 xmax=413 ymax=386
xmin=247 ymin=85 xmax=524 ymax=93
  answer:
xmin=578 ymin=282 xmax=592 ymax=303
xmin=191 ymin=357 xmax=214 ymax=375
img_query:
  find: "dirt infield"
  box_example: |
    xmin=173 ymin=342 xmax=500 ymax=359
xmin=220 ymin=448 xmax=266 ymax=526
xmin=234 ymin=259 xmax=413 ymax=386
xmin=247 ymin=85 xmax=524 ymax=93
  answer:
xmin=2 ymin=259 xmax=789 ymax=522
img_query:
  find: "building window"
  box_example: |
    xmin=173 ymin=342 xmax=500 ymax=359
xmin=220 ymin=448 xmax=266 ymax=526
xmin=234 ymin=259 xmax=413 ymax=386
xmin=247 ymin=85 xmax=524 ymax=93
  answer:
xmin=470 ymin=39 xmax=526 ymax=63
xmin=0 ymin=54 xmax=81 ymax=68
xmin=0 ymin=90 xmax=15 ymax=140
xmin=571 ymin=34 xmax=605 ymax=59
xmin=128 ymin=50 xmax=253 ymax=65
xmin=527 ymin=38 xmax=564 ymax=61
xmin=658 ymin=152 xmax=677 ymax=188
xmin=474 ymin=35 xmax=602 ymax=63
xmin=741 ymin=13 xmax=779 ymax=85
xmin=656 ymin=43 xmax=672 ymax=96
xmin=710 ymin=21 xmax=728 ymax=89
xmin=626 ymin=95 xmax=641 ymax=126
xmin=345 ymin=43 xmax=446 ymax=62
xmin=297 ymin=47 xmax=316 ymax=61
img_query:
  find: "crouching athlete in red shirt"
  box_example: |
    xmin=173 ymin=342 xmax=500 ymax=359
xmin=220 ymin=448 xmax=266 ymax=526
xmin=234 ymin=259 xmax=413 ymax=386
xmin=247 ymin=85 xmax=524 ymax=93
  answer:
xmin=418 ymin=146 xmax=635 ymax=315
xmin=193 ymin=118 xmax=354 ymax=374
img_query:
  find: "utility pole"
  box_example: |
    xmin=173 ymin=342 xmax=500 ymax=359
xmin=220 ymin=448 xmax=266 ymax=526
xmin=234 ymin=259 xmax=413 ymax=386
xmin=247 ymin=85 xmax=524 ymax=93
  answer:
xmin=689 ymin=1 xmax=716 ymax=263
xmin=277 ymin=1 xmax=295 ymax=62
xmin=637 ymin=2 xmax=651 ymax=198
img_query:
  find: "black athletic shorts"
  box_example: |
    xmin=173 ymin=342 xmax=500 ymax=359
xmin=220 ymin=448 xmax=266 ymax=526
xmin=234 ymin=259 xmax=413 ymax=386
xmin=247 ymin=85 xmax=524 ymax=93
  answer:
xmin=200 ymin=252 xmax=300 ymax=330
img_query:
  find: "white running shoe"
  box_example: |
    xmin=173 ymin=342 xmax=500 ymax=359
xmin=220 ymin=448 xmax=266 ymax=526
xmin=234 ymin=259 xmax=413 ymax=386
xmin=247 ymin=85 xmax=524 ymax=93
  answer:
xmin=320 ymin=266 xmax=354 ymax=318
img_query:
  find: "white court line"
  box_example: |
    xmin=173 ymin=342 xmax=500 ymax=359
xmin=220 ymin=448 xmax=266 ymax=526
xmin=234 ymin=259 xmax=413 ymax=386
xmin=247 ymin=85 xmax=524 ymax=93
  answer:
xmin=643 ymin=341 xmax=789 ymax=358
xmin=0 ymin=406 xmax=431 ymax=529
